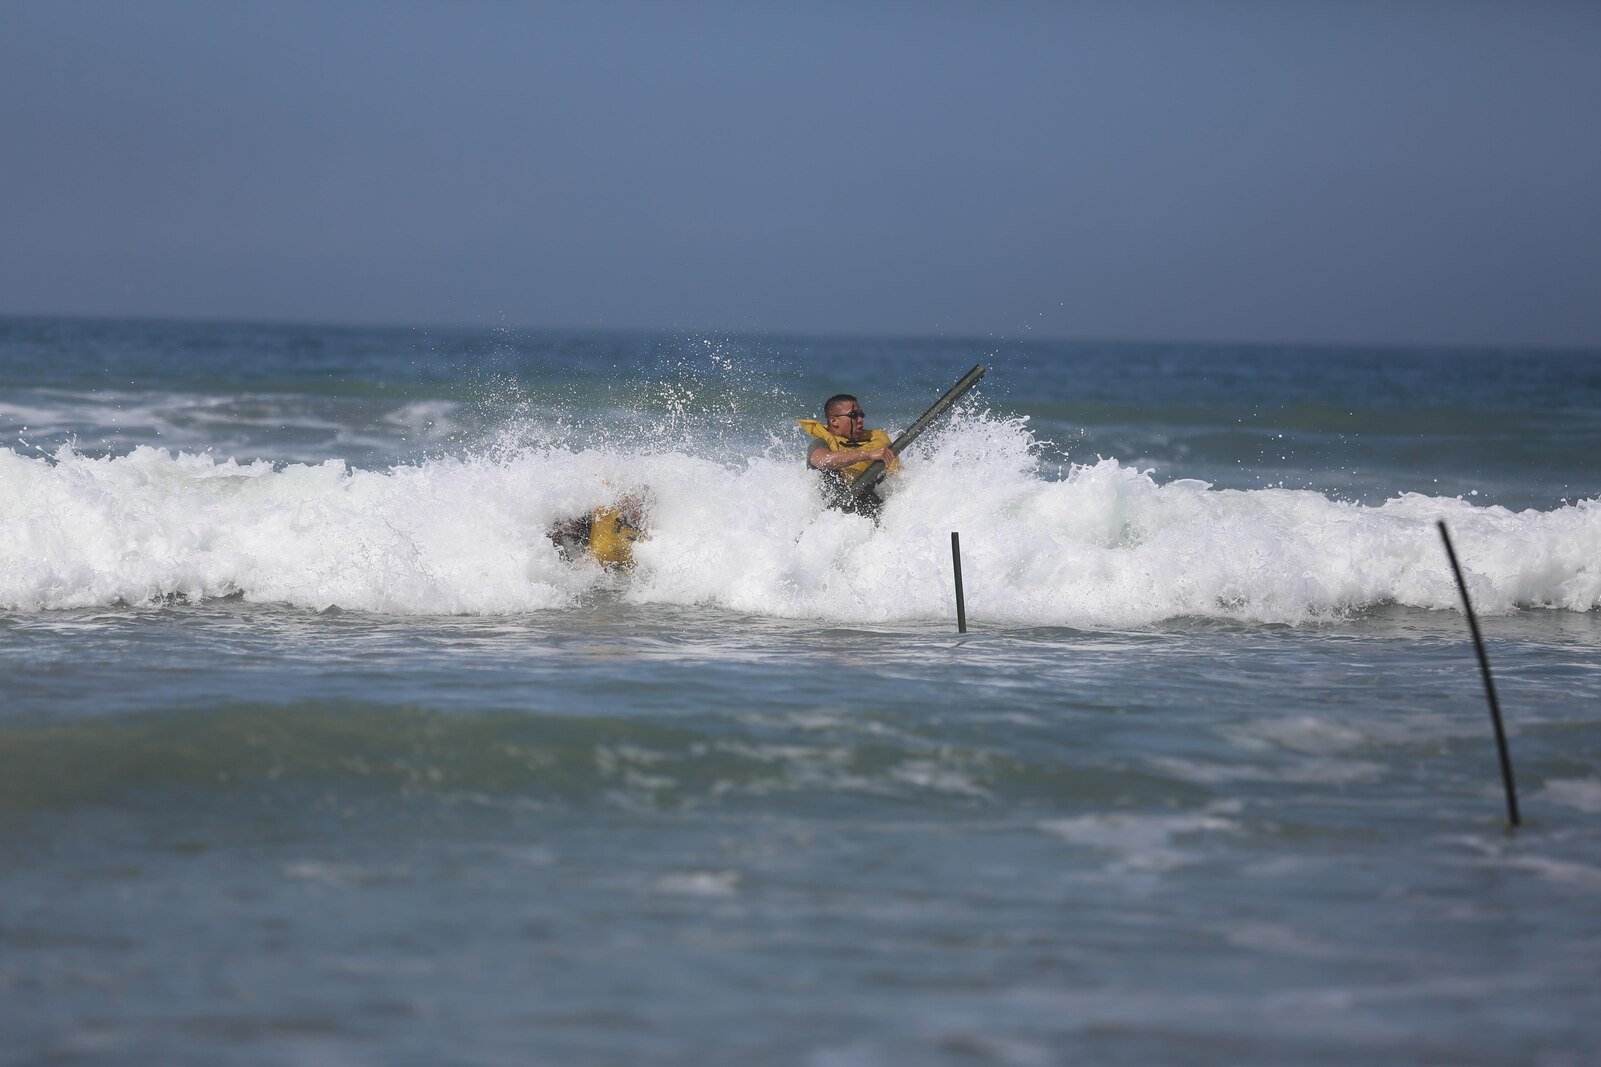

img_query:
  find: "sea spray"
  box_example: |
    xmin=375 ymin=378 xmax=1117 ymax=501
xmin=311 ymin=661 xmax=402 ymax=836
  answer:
xmin=5 ymin=411 xmax=1601 ymax=623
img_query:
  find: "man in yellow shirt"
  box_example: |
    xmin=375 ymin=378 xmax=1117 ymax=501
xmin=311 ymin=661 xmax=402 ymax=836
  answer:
xmin=796 ymin=394 xmax=897 ymax=518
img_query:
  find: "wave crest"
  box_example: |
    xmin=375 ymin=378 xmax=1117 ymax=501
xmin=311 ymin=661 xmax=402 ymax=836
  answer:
xmin=3 ymin=421 xmax=1599 ymax=624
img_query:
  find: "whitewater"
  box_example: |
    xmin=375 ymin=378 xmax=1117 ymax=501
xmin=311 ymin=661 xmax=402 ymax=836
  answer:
xmin=5 ymin=410 xmax=1600 ymax=622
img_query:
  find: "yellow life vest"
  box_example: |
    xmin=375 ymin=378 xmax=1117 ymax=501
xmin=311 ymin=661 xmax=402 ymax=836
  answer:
xmin=587 ymin=506 xmax=642 ymax=568
xmin=796 ymin=419 xmax=899 ymax=481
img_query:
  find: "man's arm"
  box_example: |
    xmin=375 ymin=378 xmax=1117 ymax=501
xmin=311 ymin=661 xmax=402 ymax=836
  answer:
xmin=809 ymin=445 xmax=894 ymax=471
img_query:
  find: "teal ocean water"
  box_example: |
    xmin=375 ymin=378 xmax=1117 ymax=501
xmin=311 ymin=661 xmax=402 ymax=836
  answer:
xmin=3 ymin=316 xmax=1600 ymax=1065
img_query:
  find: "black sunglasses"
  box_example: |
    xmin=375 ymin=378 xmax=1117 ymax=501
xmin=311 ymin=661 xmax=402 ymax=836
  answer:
xmin=831 ymin=409 xmax=865 ymax=420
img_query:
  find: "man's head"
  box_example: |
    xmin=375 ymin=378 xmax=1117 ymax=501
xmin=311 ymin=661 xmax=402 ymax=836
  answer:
xmin=823 ymin=394 xmax=867 ymax=441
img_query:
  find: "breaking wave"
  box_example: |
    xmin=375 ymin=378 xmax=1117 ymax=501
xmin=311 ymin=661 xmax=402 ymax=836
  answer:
xmin=3 ymin=410 xmax=1599 ymax=625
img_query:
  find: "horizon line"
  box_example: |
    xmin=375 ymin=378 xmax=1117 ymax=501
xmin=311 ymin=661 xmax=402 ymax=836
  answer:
xmin=2 ymin=307 xmax=1597 ymax=357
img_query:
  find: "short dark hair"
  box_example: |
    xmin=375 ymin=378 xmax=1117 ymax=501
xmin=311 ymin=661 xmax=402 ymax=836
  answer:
xmin=823 ymin=394 xmax=857 ymax=417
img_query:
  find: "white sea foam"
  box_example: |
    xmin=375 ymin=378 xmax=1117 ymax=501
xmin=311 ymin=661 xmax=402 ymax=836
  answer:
xmin=1037 ymin=800 xmax=1245 ymax=873
xmin=382 ymin=400 xmax=461 ymax=438
xmin=4 ymin=411 xmax=1601 ymax=621
xmin=1542 ymin=778 xmax=1601 ymax=813
xmin=653 ymin=870 xmax=742 ymax=897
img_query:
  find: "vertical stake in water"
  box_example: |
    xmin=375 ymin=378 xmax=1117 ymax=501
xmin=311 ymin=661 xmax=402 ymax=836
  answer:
xmin=951 ymin=531 xmax=967 ymax=634
xmin=1437 ymin=520 xmax=1520 ymax=828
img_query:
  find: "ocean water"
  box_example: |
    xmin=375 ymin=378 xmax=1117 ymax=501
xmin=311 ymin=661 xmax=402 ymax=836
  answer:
xmin=2 ymin=315 xmax=1599 ymax=1066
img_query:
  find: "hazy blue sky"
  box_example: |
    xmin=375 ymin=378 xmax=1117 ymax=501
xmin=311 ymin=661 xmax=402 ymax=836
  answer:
xmin=3 ymin=1 xmax=1598 ymax=346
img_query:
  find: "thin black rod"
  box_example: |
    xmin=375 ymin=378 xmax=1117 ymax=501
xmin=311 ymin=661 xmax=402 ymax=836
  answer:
xmin=1438 ymin=520 xmax=1520 ymax=828
xmin=951 ymin=531 xmax=967 ymax=634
